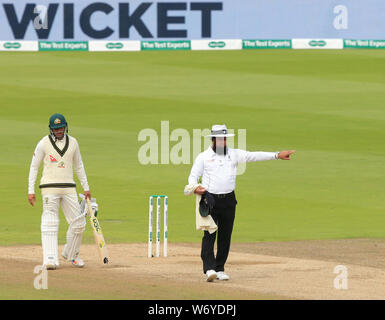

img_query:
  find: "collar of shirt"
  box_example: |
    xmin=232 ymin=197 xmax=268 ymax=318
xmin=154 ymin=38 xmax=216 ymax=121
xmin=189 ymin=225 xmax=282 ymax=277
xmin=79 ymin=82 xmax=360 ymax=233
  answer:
xmin=55 ymin=135 xmax=67 ymax=146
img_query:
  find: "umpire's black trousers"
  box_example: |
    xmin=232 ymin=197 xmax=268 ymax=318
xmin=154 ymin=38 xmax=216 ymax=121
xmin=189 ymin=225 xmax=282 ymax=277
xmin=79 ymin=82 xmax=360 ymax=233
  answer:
xmin=201 ymin=191 xmax=237 ymax=273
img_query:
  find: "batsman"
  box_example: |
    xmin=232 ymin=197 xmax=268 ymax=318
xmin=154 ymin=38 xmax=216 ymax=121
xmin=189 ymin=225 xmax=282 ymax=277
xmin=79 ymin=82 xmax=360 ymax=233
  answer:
xmin=28 ymin=113 xmax=91 ymax=270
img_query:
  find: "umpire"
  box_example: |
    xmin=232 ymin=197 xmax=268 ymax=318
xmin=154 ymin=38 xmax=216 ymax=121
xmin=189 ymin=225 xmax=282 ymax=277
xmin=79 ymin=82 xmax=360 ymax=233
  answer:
xmin=187 ymin=125 xmax=295 ymax=282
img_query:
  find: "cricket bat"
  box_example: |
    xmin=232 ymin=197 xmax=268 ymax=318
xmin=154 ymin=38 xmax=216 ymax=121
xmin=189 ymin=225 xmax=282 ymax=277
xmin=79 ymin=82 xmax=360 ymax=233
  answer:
xmin=86 ymin=197 xmax=109 ymax=264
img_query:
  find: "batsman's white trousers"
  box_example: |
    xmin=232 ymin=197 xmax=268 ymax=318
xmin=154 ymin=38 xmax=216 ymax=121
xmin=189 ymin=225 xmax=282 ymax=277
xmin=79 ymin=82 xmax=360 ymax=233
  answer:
xmin=41 ymin=193 xmax=86 ymax=266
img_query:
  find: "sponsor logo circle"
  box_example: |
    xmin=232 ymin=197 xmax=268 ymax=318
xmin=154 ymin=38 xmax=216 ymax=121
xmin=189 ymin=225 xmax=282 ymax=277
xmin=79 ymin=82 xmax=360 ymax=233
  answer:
xmin=4 ymin=42 xmax=21 ymax=49
xmin=106 ymin=42 xmax=124 ymax=50
xmin=309 ymin=40 xmax=327 ymax=47
xmin=208 ymin=41 xmax=226 ymax=48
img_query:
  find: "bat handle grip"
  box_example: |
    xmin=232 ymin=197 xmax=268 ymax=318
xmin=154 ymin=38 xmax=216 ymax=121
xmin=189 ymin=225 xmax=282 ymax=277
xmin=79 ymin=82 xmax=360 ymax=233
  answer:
xmin=86 ymin=197 xmax=93 ymax=217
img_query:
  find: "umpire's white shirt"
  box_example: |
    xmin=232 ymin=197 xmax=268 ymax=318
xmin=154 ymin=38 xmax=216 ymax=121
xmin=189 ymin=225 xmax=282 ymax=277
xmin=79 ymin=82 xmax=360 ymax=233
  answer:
xmin=188 ymin=147 xmax=278 ymax=194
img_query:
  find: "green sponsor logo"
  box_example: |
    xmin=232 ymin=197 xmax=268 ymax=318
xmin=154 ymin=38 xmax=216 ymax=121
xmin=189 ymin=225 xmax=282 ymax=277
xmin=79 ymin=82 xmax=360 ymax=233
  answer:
xmin=208 ymin=41 xmax=226 ymax=48
xmin=344 ymin=39 xmax=385 ymax=49
xmin=242 ymin=39 xmax=292 ymax=49
xmin=106 ymin=42 xmax=124 ymax=50
xmin=141 ymin=40 xmax=190 ymax=51
xmin=92 ymin=218 xmax=100 ymax=233
xmin=3 ymin=42 xmax=21 ymax=49
xmin=308 ymin=40 xmax=327 ymax=47
xmin=39 ymin=41 xmax=88 ymax=51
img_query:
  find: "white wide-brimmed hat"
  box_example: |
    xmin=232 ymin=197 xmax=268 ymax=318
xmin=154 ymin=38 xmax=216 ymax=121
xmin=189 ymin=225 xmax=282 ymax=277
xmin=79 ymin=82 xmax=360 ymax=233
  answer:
xmin=205 ymin=124 xmax=235 ymax=138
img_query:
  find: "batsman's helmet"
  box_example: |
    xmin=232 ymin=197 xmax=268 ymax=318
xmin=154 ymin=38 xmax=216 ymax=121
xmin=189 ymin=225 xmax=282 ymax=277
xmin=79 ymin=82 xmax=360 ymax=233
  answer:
xmin=49 ymin=113 xmax=69 ymax=139
xmin=49 ymin=113 xmax=67 ymax=129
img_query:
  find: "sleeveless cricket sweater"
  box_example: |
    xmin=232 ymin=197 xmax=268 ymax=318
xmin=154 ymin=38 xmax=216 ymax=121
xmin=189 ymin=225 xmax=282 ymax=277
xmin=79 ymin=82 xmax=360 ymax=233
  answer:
xmin=39 ymin=135 xmax=77 ymax=195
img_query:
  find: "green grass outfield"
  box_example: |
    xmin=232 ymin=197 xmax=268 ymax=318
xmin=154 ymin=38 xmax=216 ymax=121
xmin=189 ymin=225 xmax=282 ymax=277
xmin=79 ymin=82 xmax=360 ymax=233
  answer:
xmin=0 ymin=50 xmax=384 ymax=246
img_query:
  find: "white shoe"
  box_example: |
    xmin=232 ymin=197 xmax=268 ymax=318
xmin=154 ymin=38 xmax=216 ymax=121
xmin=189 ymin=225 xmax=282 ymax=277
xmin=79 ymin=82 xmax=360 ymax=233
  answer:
xmin=44 ymin=256 xmax=59 ymax=270
xmin=216 ymin=271 xmax=230 ymax=281
xmin=206 ymin=270 xmax=217 ymax=282
xmin=71 ymin=257 xmax=85 ymax=268
xmin=62 ymin=252 xmax=85 ymax=268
